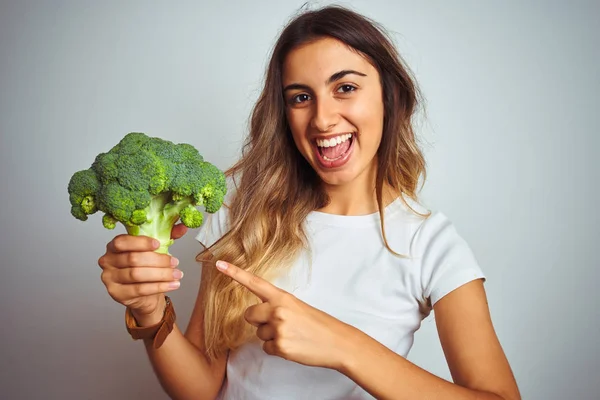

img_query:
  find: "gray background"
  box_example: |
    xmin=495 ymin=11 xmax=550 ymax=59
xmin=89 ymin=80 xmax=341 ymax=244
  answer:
xmin=1 ymin=0 xmax=598 ymax=399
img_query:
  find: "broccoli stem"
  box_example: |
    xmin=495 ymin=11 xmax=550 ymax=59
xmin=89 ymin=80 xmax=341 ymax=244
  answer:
xmin=125 ymin=192 xmax=192 ymax=255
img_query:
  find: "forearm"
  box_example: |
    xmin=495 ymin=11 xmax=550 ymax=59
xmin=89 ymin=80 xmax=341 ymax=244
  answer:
xmin=338 ymin=329 xmax=507 ymax=400
xmin=142 ymin=325 xmax=222 ymax=400
xmin=133 ymin=300 xmax=223 ymax=400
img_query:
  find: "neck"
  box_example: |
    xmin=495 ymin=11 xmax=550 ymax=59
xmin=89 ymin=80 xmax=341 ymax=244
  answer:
xmin=317 ymin=165 xmax=398 ymax=216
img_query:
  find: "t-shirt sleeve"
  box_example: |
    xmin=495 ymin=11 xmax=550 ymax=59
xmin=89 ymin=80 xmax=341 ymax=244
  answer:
xmin=194 ymin=177 xmax=235 ymax=252
xmin=195 ymin=205 xmax=229 ymax=252
xmin=412 ymin=211 xmax=486 ymax=309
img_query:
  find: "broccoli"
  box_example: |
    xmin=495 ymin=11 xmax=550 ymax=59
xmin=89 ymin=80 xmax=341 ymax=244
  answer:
xmin=68 ymin=132 xmax=226 ymax=254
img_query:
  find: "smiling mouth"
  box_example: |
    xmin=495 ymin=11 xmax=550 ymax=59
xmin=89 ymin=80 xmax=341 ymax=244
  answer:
xmin=313 ymin=133 xmax=355 ymax=168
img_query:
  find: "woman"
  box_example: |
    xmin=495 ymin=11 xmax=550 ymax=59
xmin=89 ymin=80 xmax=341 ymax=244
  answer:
xmin=98 ymin=5 xmax=521 ymax=400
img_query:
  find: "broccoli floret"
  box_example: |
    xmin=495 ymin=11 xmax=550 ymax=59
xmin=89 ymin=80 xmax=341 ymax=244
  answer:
xmin=180 ymin=204 xmax=204 ymax=227
xmin=68 ymin=132 xmax=227 ymax=254
xmin=68 ymin=169 xmax=101 ymax=220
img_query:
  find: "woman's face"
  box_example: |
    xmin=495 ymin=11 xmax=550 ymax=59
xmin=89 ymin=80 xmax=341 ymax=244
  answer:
xmin=282 ymin=37 xmax=385 ymax=189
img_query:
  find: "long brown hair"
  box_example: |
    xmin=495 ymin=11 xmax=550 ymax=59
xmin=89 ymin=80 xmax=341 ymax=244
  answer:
xmin=197 ymin=5 xmax=428 ymax=361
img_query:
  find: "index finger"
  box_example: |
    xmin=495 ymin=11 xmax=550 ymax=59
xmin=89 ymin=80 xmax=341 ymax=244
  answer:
xmin=107 ymin=234 xmax=160 ymax=254
xmin=215 ymin=260 xmax=280 ymax=302
xmin=171 ymin=223 xmax=188 ymax=240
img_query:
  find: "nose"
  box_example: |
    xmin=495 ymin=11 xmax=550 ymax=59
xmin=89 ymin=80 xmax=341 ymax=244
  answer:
xmin=310 ymin=96 xmax=339 ymax=132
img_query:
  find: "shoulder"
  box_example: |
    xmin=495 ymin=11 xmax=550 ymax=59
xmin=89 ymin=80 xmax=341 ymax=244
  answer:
xmin=405 ymin=206 xmax=485 ymax=309
xmin=409 ymin=207 xmax=470 ymax=259
xmin=389 ymin=195 xmax=464 ymax=252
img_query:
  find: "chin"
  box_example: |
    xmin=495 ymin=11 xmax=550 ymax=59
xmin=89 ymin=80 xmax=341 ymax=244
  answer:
xmin=315 ymin=166 xmax=361 ymax=187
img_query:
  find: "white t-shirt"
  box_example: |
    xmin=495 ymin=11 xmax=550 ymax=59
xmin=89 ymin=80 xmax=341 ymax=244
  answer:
xmin=195 ymin=191 xmax=485 ymax=400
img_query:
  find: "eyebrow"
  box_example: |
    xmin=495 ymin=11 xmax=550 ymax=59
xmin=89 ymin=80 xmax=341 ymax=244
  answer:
xmin=283 ymin=69 xmax=367 ymax=92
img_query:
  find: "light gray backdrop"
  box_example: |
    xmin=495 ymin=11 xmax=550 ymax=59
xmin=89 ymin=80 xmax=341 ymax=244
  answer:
xmin=1 ymin=1 xmax=598 ymax=399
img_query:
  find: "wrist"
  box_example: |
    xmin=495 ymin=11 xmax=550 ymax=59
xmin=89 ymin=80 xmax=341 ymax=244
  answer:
xmin=334 ymin=324 xmax=363 ymax=374
xmin=130 ymin=296 xmax=166 ymax=327
xmin=125 ymin=295 xmax=176 ymax=349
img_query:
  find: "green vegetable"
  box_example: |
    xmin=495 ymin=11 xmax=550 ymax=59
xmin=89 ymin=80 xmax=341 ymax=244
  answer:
xmin=68 ymin=132 xmax=226 ymax=254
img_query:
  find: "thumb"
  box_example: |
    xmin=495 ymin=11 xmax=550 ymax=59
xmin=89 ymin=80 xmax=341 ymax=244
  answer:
xmin=171 ymin=223 xmax=189 ymax=240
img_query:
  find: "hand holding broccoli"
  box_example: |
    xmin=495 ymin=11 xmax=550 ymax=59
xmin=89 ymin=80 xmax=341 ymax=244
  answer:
xmin=99 ymin=233 xmax=182 ymax=323
xmin=68 ymin=132 xmax=226 ymax=320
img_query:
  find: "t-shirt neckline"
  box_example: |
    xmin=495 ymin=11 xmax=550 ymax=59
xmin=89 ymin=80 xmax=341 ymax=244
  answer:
xmin=305 ymin=196 xmax=406 ymax=227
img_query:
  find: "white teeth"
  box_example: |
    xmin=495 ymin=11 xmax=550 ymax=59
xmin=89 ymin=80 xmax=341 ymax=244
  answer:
xmin=316 ymin=133 xmax=353 ymax=148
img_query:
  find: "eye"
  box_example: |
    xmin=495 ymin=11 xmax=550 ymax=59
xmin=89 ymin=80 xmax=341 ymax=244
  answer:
xmin=337 ymin=84 xmax=357 ymax=93
xmin=291 ymin=93 xmax=311 ymax=104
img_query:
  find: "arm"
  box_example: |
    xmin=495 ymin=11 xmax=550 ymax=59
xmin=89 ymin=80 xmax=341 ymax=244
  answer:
xmin=135 ymin=262 xmax=227 ymax=400
xmin=338 ymin=280 xmax=521 ymax=400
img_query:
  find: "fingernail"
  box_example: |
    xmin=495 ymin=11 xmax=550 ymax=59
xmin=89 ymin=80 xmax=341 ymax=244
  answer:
xmin=171 ymin=257 xmax=179 ymax=267
xmin=168 ymin=281 xmax=181 ymax=289
xmin=173 ymin=270 xmax=184 ymax=280
xmin=215 ymin=261 xmax=228 ymax=271
xmin=152 ymin=239 xmax=160 ymax=249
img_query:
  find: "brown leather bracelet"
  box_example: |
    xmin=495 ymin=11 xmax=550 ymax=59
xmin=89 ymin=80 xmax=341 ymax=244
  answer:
xmin=125 ymin=296 xmax=176 ymax=349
